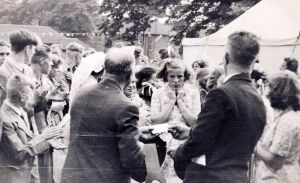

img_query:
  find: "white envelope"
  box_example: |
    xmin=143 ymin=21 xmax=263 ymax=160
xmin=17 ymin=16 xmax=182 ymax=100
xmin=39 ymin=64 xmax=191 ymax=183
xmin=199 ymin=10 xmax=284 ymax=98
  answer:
xmin=191 ymin=155 xmax=206 ymax=166
xmin=150 ymin=123 xmax=169 ymax=134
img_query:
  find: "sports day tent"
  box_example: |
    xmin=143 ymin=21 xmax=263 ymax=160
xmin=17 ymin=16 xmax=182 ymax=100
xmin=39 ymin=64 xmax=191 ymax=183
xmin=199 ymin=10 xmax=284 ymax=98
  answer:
xmin=182 ymin=0 xmax=300 ymax=75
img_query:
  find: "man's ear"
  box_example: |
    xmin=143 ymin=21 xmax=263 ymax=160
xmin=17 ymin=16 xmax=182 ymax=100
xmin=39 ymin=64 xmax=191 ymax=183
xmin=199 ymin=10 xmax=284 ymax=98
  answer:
xmin=24 ymin=46 xmax=29 ymax=56
xmin=225 ymin=53 xmax=230 ymax=65
xmin=20 ymin=93 xmax=26 ymax=102
xmin=40 ymin=57 xmax=45 ymax=65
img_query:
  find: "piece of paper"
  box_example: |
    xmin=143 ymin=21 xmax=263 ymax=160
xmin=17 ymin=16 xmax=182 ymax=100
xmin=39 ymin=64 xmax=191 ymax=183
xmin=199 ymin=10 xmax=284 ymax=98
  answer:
xmin=150 ymin=123 xmax=169 ymax=134
xmin=191 ymin=155 xmax=206 ymax=166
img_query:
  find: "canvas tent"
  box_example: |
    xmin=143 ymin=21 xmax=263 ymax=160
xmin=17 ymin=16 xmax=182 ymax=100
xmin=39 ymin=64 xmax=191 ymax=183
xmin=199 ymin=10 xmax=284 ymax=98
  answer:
xmin=182 ymin=0 xmax=300 ymax=75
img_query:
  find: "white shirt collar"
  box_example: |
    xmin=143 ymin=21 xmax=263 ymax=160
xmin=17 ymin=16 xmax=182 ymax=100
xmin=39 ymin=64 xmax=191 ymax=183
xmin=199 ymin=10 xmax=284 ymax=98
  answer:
xmin=4 ymin=100 xmax=31 ymax=127
xmin=223 ymin=73 xmax=240 ymax=83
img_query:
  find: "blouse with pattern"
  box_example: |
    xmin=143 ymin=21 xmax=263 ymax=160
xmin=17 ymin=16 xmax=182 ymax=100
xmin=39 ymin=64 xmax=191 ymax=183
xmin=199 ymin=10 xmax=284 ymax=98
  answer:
xmin=255 ymin=110 xmax=300 ymax=183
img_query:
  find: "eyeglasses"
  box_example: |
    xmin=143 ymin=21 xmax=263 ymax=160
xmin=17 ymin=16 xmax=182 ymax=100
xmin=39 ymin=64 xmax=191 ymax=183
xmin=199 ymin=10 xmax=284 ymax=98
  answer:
xmin=0 ymin=52 xmax=10 ymax=56
xmin=68 ymin=49 xmax=82 ymax=53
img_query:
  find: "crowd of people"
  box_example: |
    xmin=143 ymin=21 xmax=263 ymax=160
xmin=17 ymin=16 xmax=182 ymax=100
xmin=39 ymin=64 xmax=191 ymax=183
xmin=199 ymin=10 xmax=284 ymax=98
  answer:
xmin=0 ymin=29 xmax=299 ymax=183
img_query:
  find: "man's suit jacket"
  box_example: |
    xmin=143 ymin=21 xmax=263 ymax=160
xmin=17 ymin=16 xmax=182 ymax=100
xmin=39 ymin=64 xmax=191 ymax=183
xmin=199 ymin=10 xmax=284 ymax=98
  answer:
xmin=61 ymin=77 xmax=147 ymax=183
xmin=0 ymin=101 xmax=50 ymax=183
xmin=173 ymin=73 xmax=266 ymax=183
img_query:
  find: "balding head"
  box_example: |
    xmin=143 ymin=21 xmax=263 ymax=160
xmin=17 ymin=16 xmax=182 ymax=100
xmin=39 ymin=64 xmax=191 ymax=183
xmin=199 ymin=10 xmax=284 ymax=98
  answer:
xmin=104 ymin=47 xmax=134 ymax=81
xmin=6 ymin=74 xmax=34 ymax=106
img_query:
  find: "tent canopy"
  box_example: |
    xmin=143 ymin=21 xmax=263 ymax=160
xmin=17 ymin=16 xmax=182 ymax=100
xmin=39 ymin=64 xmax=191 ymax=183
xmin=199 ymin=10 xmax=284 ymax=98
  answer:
xmin=182 ymin=0 xmax=300 ymax=75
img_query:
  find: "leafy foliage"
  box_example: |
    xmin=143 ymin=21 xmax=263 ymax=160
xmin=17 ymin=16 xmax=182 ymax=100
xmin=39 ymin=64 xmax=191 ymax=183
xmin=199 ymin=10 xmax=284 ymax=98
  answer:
xmin=0 ymin=0 xmax=99 ymax=42
xmin=0 ymin=0 xmax=260 ymax=46
xmin=100 ymin=0 xmax=260 ymax=45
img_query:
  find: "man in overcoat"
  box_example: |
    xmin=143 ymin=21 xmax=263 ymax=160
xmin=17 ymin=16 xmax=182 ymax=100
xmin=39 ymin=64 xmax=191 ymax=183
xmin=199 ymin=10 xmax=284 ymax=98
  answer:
xmin=170 ymin=31 xmax=266 ymax=183
xmin=61 ymin=47 xmax=147 ymax=183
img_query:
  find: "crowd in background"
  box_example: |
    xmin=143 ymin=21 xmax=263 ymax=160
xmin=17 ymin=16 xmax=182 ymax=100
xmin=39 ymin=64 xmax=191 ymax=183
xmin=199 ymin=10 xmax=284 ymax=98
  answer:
xmin=0 ymin=29 xmax=299 ymax=183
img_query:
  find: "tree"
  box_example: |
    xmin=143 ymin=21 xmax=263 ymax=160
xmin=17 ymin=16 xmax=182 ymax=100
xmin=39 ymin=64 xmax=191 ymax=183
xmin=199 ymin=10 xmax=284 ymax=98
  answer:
xmin=167 ymin=0 xmax=260 ymax=45
xmin=100 ymin=0 xmax=180 ymax=45
xmin=0 ymin=0 xmax=21 ymax=23
xmin=99 ymin=0 xmax=260 ymax=45
xmin=45 ymin=1 xmax=97 ymax=42
xmin=0 ymin=0 xmax=100 ymax=43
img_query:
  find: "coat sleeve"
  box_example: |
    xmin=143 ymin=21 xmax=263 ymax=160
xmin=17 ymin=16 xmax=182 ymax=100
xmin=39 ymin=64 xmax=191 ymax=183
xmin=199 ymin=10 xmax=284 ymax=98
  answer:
xmin=1 ymin=121 xmax=50 ymax=164
xmin=116 ymin=104 xmax=147 ymax=182
xmin=173 ymin=88 xmax=230 ymax=162
xmin=0 ymin=72 xmax=7 ymax=107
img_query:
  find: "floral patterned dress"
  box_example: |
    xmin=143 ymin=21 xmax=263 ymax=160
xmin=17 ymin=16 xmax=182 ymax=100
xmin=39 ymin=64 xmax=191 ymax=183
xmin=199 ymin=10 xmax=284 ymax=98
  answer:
xmin=151 ymin=84 xmax=201 ymax=178
xmin=254 ymin=109 xmax=300 ymax=183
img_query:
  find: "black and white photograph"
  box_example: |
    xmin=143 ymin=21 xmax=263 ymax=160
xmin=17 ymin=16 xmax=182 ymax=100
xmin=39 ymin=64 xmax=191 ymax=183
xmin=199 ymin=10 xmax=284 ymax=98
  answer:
xmin=0 ymin=0 xmax=299 ymax=183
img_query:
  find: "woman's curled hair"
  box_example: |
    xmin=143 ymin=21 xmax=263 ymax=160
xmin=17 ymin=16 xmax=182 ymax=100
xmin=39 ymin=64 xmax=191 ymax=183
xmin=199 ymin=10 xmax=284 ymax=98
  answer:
xmin=268 ymin=70 xmax=300 ymax=111
xmin=156 ymin=59 xmax=191 ymax=82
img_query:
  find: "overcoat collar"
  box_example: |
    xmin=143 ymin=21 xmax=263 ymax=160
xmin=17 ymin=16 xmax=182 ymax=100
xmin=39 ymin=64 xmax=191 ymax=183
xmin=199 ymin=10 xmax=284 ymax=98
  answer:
xmin=100 ymin=75 xmax=124 ymax=93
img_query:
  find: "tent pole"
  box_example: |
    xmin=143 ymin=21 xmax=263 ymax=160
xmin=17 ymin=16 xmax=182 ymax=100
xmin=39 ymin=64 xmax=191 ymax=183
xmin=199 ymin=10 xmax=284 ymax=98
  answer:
xmin=291 ymin=31 xmax=300 ymax=56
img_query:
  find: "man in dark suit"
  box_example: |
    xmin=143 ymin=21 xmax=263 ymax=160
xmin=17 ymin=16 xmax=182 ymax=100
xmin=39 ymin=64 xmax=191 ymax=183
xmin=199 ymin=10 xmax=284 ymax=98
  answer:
xmin=61 ymin=47 xmax=147 ymax=183
xmin=169 ymin=31 xmax=266 ymax=183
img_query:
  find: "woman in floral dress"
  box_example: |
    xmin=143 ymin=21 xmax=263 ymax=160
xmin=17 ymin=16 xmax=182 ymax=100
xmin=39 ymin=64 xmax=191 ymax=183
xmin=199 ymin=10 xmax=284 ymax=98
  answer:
xmin=254 ymin=71 xmax=300 ymax=183
xmin=151 ymin=59 xmax=201 ymax=181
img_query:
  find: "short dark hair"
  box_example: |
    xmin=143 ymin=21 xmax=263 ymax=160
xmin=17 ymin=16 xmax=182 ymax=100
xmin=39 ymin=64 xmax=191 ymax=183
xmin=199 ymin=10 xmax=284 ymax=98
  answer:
xmin=227 ymin=31 xmax=260 ymax=68
xmin=31 ymin=44 xmax=51 ymax=65
xmin=104 ymin=47 xmax=133 ymax=78
xmin=66 ymin=42 xmax=83 ymax=53
xmin=10 ymin=30 xmax=38 ymax=53
xmin=196 ymin=68 xmax=209 ymax=90
xmin=0 ymin=39 xmax=11 ymax=48
xmin=156 ymin=59 xmax=191 ymax=82
xmin=159 ymin=48 xmax=169 ymax=60
xmin=51 ymin=55 xmax=63 ymax=69
xmin=284 ymin=57 xmax=298 ymax=73
xmin=192 ymin=60 xmax=208 ymax=69
xmin=268 ymin=71 xmax=300 ymax=111
xmin=135 ymin=66 xmax=157 ymax=89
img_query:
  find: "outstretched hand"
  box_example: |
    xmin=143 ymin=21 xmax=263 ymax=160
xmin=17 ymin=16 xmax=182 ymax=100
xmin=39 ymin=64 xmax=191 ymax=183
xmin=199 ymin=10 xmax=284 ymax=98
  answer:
xmin=167 ymin=145 xmax=179 ymax=159
xmin=168 ymin=124 xmax=191 ymax=140
xmin=139 ymin=126 xmax=158 ymax=141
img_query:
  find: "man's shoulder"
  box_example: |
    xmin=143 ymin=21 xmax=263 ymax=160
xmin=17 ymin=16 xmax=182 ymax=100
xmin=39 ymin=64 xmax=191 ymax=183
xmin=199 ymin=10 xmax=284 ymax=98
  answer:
xmin=74 ymin=84 xmax=125 ymax=104
xmin=221 ymin=79 xmax=254 ymax=94
xmin=0 ymin=105 xmax=18 ymax=125
xmin=72 ymin=84 xmax=100 ymax=101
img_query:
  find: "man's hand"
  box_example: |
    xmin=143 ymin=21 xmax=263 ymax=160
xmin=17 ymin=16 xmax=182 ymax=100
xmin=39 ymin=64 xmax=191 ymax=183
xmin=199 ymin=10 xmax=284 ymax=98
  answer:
xmin=168 ymin=124 xmax=191 ymax=140
xmin=167 ymin=145 xmax=179 ymax=159
xmin=46 ymin=85 xmax=66 ymax=102
xmin=139 ymin=126 xmax=158 ymax=141
xmin=36 ymin=86 xmax=48 ymax=98
xmin=40 ymin=126 xmax=63 ymax=140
